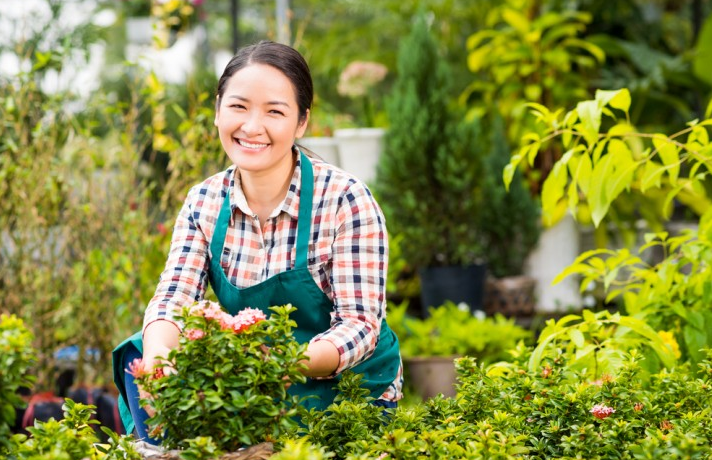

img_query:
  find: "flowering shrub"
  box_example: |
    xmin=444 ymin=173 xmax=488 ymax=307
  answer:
xmin=130 ymin=302 xmax=308 ymax=451
xmin=337 ymin=60 xmax=388 ymax=126
xmin=0 ymin=315 xmax=36 ymax=455
xmin=290 ymin=347 xmax=712 ymax=459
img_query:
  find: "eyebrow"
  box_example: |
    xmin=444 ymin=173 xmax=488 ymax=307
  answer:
xmin=227 ymin=95 xmax=290 ymax=107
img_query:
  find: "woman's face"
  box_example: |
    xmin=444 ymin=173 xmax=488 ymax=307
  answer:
xmin=215 ymin=63 xmax=308 ymax=175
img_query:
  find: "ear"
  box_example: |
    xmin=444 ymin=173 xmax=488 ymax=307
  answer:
xmin=295 ymin=109 xmax=310 ymax=139
xmin=214 ymin=96 xmax=220 ymax=127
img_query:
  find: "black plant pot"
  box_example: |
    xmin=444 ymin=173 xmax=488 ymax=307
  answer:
xmin=419 ymin=263 xmax=487 ymax=317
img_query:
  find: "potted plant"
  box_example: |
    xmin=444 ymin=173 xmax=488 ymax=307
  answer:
xmin=478 ymin=115 xmax=541 ymax=318
xmin=375 ymin=14 xmax=486 ymax=315
xmin=333 ymin=60 xmax=389 ymax=183
xmin=388 ymin=301 xmax=532 ymax=399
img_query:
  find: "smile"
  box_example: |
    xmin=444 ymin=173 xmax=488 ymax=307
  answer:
xmin=236 ymin=138 xmax=269 ymax=149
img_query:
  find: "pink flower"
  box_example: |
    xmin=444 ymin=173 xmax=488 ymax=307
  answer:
xmin=225 ymin=307 xmax=267 ymax=333
xmin=185 ymin=329 xmax=205 ymax=340
xmin=190 ymin=300 xmax=224 ymax=320
xmin=337 ymin=61 xmax=388 ymax=98
xmin=590 ymin=404 xmax=616 ymax=420
xmin=126 ymin=358 xmax=149 ymax=379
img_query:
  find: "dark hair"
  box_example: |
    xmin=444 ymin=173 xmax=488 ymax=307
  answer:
xmin=216 ymin=41 xmax=313 ymax=123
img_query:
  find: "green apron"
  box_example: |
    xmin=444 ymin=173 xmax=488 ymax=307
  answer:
xmin=113 ymin=151 xmax=401 ymax=434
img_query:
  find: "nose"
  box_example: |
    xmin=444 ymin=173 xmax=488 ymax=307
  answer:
xmin=241 ymin=112 xmax=264 ymax=136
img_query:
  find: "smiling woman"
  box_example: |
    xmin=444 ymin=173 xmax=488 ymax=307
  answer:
xmin=215 ymin=63 xmax=308 ymax=224
xmin=112 ymin=41 xmax=403 ymax=445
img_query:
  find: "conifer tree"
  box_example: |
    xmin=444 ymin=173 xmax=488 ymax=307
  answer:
xmin=376 ymin=14 xmax=483 ymax=269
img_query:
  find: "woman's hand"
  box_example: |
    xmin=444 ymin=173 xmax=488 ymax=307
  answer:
xmin=140 ymin=320 xmax=181 ymax=416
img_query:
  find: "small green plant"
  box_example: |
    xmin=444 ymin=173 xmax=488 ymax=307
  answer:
xmin=389 ymin=301 xmax=532 ymax=362
xmin=0 ymin=314 xmax=37 ymax=455
xmin=529 ymin=309 xmax=677 ymax=378
xmin=10 ymin=399 xmax=142 ymax=460
xmin=130 ymin=303 xmax=308 ymax=451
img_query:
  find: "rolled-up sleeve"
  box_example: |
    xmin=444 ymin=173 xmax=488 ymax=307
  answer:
xmin=143 ymin=186 xmax=209 ymax=334
xmin=311 ymin=184 xmax=389 ymax=374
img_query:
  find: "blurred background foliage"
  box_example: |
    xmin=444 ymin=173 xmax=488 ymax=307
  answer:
xmin=0 ymin=0 xmax=710 ymax=390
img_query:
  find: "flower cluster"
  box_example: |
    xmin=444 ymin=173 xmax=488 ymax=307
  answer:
xmin=336 ymin=60 xmax=388 ymax=127
xmin=188 ymin=300 xmax=266 ymax=334
xmin=590 ymin=404 xmax=616 ymax=420
xmin=337 ymin=61 xmax=388 ymax=98
xmin=130 ymin=303 xmax=308 ymax=452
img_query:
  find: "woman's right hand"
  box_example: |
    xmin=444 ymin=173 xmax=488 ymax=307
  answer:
xmin=140 ymin=321 xmax=181 ymax=416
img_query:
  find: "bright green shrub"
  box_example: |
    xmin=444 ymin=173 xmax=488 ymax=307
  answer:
xmin=0 ymin=314 xmax=36 ymax=455
xmin=293 ymin=349 xmax=712 ymax=459
xmin=132 ymin=303 xmax=308 ymax=451
xmin=389 ymin=301 xmax=532 ymax=362
xmin=9 ymin=399 xmax=141 ymax=460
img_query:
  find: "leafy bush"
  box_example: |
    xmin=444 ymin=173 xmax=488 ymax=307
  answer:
xmin=389 ymin=301 xmax=532 ymax=362
xmin=290 ymin=349 xmax=712 ymax=459
xmin=9 ymin=399 xmax=141 ymax=460
xmin=131 ymin=303 xmax=308 ymax=451
xmin=0 ymin=315 xmax=36 ymax=455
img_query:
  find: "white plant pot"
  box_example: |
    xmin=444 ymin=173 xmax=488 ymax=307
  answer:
xmin=298 ymin=136 xmax=340 ymax=167
xmin=524 ymin=214 xmax=582 ymax=313
xmin=125 ymin=16 xmax=153 ymax=45
xmin=334 ymin=127 xmax=385 ymax=184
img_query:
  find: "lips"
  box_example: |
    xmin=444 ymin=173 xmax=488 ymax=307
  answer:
xmin=236 ymin=138 xmax=269 ymax=149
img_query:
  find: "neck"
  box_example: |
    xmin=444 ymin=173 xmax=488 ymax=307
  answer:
xmin=241 ymin=152 xmax=297 ymax=212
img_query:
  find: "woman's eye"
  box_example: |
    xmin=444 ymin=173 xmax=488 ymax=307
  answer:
xmin=230 ymin=104 xmax=246 ymax=110
xmin=269 ymin=109 xmax=285 ymax=116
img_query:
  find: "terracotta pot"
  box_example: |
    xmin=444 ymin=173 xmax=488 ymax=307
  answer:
xmin=405 ymin=355 xmax=459 ymax=400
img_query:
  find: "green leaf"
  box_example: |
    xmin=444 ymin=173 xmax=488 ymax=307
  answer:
xmin=562 ymin=37 xmax=606 ymax=64
xmin=502 ymin=8 xmax=530 ymax=34
xmin=609 ymin=89 xmax=632 ymax=113
xmin=573 ymin=149 xmax=592 ymax=194
xmin=553 ymin=263 xmax=591 ymax=286
xmin=616 ymin=316 xmax=676 ymax=368
xmin=541 ymin=161 xmax=568 ymax=223
xmin=641 ymin=161 xmax=666 ymax=192
xmin=693 ymin=13 xmax=712 ymax=85
xmin=568 ymin=328 xmax=585 ymax=348
xmin=503 ymin=163 xmax=516 ymax=190
xmin=576 ymin=100 xmax=602 ymax=146
xmin=683 ymin=324 xmax=707 ymax=364
xmin=588 ymin=154 xmax=615 ymax=226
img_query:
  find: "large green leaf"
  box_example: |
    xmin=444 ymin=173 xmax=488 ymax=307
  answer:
xmin=693 ymin=13 xmax=712 ymax=85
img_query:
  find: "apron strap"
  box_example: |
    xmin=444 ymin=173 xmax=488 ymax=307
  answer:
xmin=211 ymin=150 xmax=315 ymax=271
xmin=211 ymin=188 xmax=231 ymax=264
xmin=295 ymin=150 xmax=314 ymax=269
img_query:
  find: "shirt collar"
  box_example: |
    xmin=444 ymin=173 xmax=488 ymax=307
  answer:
xmin=228 ymin=149 xmax=302 ymax=221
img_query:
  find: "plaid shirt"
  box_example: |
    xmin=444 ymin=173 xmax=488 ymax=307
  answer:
xmin=144 ymin=154 xmax=402 ymax=401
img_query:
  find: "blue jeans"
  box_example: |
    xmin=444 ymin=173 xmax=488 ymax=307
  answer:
xmin=123 ymin=345 xmax=162 ymax=445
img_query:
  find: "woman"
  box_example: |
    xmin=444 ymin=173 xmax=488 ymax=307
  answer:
xmin=113 ymin=41 xmax=402 ymax=444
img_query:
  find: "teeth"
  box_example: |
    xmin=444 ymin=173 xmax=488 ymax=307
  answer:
xmin=238 ymin=139 xmax=268 ymax=149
